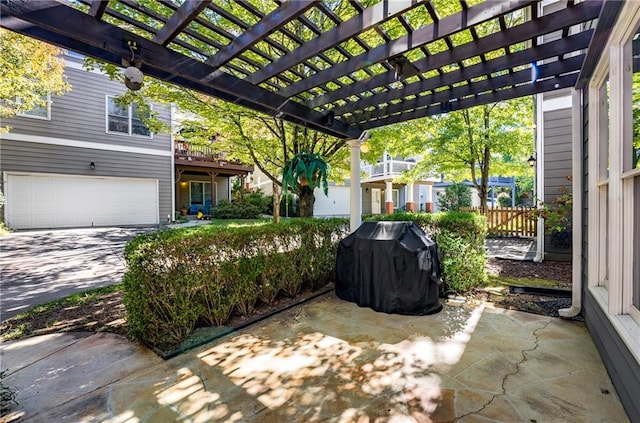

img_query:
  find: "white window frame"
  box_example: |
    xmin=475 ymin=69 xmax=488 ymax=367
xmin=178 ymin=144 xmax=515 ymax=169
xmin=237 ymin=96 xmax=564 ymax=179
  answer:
xmin=16 ymin=94 xmax=51 ymax=120
xmin=105 ymin=95 xmax=152 ymax=138
xmin=588 ymin=0 xmax=640 ymax=360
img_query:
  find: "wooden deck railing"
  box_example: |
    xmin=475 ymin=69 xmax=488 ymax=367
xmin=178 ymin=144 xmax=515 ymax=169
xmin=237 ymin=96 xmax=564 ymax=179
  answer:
xmin=174 ymin=141 xmax=225 ymax=162
xmin=460 ymin=206 xmax=537 ymax=237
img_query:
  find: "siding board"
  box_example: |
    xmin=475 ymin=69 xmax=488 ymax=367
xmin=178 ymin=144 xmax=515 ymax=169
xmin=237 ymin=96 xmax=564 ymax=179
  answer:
xmin=3 ymin=65 xmax=171 ymax=152
xmin=584 ymin=292 xmax=640 ymax=422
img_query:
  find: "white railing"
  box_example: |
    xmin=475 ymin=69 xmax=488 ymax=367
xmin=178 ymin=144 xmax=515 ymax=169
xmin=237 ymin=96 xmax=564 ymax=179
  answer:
xmin=362 ymin=158 xmax=417 ymax=179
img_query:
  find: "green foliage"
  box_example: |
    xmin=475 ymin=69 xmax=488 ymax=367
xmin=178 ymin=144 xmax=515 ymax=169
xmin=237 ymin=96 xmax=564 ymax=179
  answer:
xmin=497 ymin=192 xmax=512 ymax=207
xmin=123 ymin=219 xmax=349 ymax=349
xmin=372 ymin=99 xmax=533 ymax=208
xmin=365 ymin=212 xmax=487 ymax=293
xmin=515 ymin=175 xmax=534 ymax=204
xmin=537 ymin=187 xmax=572 ymax=235
xmin=282 ymin=152 xmax=330 ymax=196
xmin=212 ymin=189 xmax=271 ymax=219
xmin=0 ymin=369 xmax=17 ymax=416
xmin=0 ymin=29 xmax=71 ymax=131
xmin=438 ymin=182 xmax=472 ymax=211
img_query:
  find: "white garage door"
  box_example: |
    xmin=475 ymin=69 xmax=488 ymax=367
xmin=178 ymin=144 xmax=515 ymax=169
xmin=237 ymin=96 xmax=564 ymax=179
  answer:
xmin=5 ymin=172 xmax=159 ymax=229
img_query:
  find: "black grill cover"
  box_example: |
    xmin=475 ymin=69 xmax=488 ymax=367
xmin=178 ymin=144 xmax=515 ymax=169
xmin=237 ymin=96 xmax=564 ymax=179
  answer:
xmin=336 ymin=221 xmax=442 ymax=315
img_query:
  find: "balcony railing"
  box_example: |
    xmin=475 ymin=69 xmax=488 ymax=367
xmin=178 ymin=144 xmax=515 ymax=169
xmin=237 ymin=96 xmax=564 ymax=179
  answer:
xmin=362 ymin=159 xmax=417 ymax=179
xmin=174 ymin=141 xmax=226 ymax=162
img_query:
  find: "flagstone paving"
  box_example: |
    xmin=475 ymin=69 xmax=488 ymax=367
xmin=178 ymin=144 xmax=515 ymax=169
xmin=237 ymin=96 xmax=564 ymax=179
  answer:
xmin=0 ymin=294 xmax=629 ymax=422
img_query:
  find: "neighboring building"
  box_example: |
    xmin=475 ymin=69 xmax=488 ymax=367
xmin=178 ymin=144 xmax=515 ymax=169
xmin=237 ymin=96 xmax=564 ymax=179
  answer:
xmin=360 ymin=154 xmax=439 ymax=215
xmin=571 ymin=2 xmax=640 ymax=420
xmin=0 ymin=54 xmax=172 ymax=229
xmin=174 ymin=139 xmax=253 ymax=216
xmin=249 ymin=153 xmax=439 ymax=217
xmin=0 ymin=54 xmax=252 ymax=229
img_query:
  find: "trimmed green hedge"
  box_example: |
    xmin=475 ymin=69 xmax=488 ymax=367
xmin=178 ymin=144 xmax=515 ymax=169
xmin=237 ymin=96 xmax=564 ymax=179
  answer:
xmin=123 ymin=219 xmax=349 ymax=348
xmin=365 ymin=212 xmax=487 ymax=293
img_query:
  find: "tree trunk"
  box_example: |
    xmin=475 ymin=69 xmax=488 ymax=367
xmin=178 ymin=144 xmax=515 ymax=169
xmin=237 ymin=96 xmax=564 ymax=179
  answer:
xmin=272 ymin=181 xmax=280 ymax=223
xmin=297 ymin=185 xmax=315 ymax=218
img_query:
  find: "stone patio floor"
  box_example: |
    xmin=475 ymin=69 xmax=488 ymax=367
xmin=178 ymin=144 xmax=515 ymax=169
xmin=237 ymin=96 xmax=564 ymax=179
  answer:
xmin=0 ymin=294 xmax=629 ymax=422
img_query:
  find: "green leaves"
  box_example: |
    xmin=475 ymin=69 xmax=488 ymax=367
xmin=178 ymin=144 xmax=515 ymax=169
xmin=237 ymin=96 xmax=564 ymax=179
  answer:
xmin=282 ymin=152 xmax=330 ymax=196
xmin=0 ymin=29 xmax=70 ymax=128
xmin=123 ymin=219 xmax=349 ymax=349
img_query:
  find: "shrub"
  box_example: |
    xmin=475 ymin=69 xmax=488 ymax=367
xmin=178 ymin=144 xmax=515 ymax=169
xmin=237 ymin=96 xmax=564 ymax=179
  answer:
xmin=365 ymin=211 xmax=487 ymax=293
xmin=497 ymin=192 xmax=512 ymax=207
xmin=124 ymin=219 xmax=349 ymax=348
xmin=212 ymin=189 xmax=271 ymax=219
xmin=438 ymin=182 xmax=472 ymax=211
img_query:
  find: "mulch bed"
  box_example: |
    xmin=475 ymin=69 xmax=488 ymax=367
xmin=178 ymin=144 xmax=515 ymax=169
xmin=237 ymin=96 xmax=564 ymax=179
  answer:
xmin=479 ymin=257 xmax=577 ymax=319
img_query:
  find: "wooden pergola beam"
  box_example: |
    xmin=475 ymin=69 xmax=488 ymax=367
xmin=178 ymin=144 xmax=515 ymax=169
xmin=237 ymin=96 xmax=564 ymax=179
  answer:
xmin=204 ymin=0 xmax=318 ymax=69
xmin=281 ymin=0 xmax=535 ymax=98
xmin=330 ymin=30 xmax=593 ymax=117
xmin=359 ymin=73 xmax=578 ymax=130
xmin=1 ymin=0 xmax=359 ymax=139
xmin=152 ymin=1 xmax=211 ymax=47
xmin=88 ymin=0 xmax=108 ymax=19
xmin=305 ymin=0 xmax=600 ymax=107
xmin=347 ymin=54 xmax=585 ymax=124
xmin=247 ymin=0 xmax=425 ymax=85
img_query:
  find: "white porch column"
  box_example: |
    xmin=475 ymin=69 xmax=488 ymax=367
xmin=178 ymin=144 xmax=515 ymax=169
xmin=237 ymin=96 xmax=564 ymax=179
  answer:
xmin=406 ymin=182 xmax=415 ymax=212
xmin=425 ymin=184 xmax=433 ymax=212
xmin=348 ymin=139 xmax=363 ymax=232
xmin=385 ymin=180 xmax=394 ymax=214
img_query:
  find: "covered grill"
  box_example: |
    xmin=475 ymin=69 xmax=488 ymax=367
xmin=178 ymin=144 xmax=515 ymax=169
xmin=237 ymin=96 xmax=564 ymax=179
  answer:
xmin=336 ymin=221 xmax=442 ymax=315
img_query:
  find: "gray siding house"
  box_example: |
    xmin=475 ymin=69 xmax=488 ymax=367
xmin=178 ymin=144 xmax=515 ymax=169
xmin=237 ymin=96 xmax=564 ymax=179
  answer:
xmin=0 ymin=54 xmax=253 ymax=229
xmin=0 ymin=55 xmax=173 ymax=229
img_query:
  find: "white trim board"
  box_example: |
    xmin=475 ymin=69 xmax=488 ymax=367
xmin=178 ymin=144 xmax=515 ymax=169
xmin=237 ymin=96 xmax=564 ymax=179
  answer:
xmin=542 ymin=95 xmax=571 ymax=112
xmin=0 ymin=132 xmax=171 ymax=157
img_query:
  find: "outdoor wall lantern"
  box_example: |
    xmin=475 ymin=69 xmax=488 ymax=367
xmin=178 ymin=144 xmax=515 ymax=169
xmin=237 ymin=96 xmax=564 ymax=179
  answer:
xmin=527 ymin=155 xmax=537 ymax=167
xmin=90 ymin=161 xmax=96 ymax=170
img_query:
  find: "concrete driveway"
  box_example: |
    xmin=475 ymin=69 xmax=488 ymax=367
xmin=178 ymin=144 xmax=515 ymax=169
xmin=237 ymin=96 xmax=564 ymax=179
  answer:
xmin=0 ymin=226 xmax=156 ymax=321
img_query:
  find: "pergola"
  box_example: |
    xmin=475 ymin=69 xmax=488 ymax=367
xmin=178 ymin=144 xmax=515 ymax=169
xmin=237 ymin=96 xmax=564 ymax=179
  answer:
xmin=1 ymin=0 xmax=605 ymax=138
xmin=0 ymin=0 xmax=606 ymax=228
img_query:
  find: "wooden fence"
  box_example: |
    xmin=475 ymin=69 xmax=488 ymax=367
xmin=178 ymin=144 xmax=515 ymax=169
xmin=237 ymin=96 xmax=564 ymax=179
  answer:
xmin=459 ymin=206 xmax=537 ymax=237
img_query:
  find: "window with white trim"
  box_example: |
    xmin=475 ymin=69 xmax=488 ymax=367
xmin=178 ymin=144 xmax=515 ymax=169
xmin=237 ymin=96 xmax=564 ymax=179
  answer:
xmin=106 ymin=96 xmax=151 ymax=137
xmin=16 ymin=94 xmax=51 ymax=120
xmin=599 ymin=80 xmax=610 ymax=289
xmin=624 ymin=21 xmax=640 ymax=323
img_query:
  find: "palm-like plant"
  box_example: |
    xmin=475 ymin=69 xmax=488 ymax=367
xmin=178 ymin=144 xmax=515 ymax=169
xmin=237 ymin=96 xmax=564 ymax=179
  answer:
xmin=282 ymin=152 xmax=330 ymax=217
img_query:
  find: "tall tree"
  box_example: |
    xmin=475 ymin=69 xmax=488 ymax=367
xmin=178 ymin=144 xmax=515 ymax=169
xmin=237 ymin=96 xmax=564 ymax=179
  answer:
xmin=373 ymin=98 xmax=533 ymax=211
xmin=0 ymin=29 xmax=70 ymax=131
xmin=85 ymin=61 xmax=348 ymax=218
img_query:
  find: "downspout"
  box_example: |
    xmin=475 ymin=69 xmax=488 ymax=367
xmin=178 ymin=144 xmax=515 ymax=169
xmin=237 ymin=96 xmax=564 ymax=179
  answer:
xmin=559 ymin=88 xmax=583 ymax=318
xmin=170 ymin=104 xmax=176 ymax=222
xmin=534 ymin=92 xmax=545 ymax=262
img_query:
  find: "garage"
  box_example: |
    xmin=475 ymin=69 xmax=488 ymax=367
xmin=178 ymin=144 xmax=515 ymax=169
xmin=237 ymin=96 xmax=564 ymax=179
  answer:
xmin=4 ymin=172 xmax=159 ymax=229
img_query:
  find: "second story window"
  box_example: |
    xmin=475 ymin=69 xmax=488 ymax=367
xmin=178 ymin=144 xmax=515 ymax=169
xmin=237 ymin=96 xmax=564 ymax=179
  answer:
xmin=16 ymin=95 xmax=51 ymax=120
xmin=106 ymin=96 xmax=151 ymax=137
